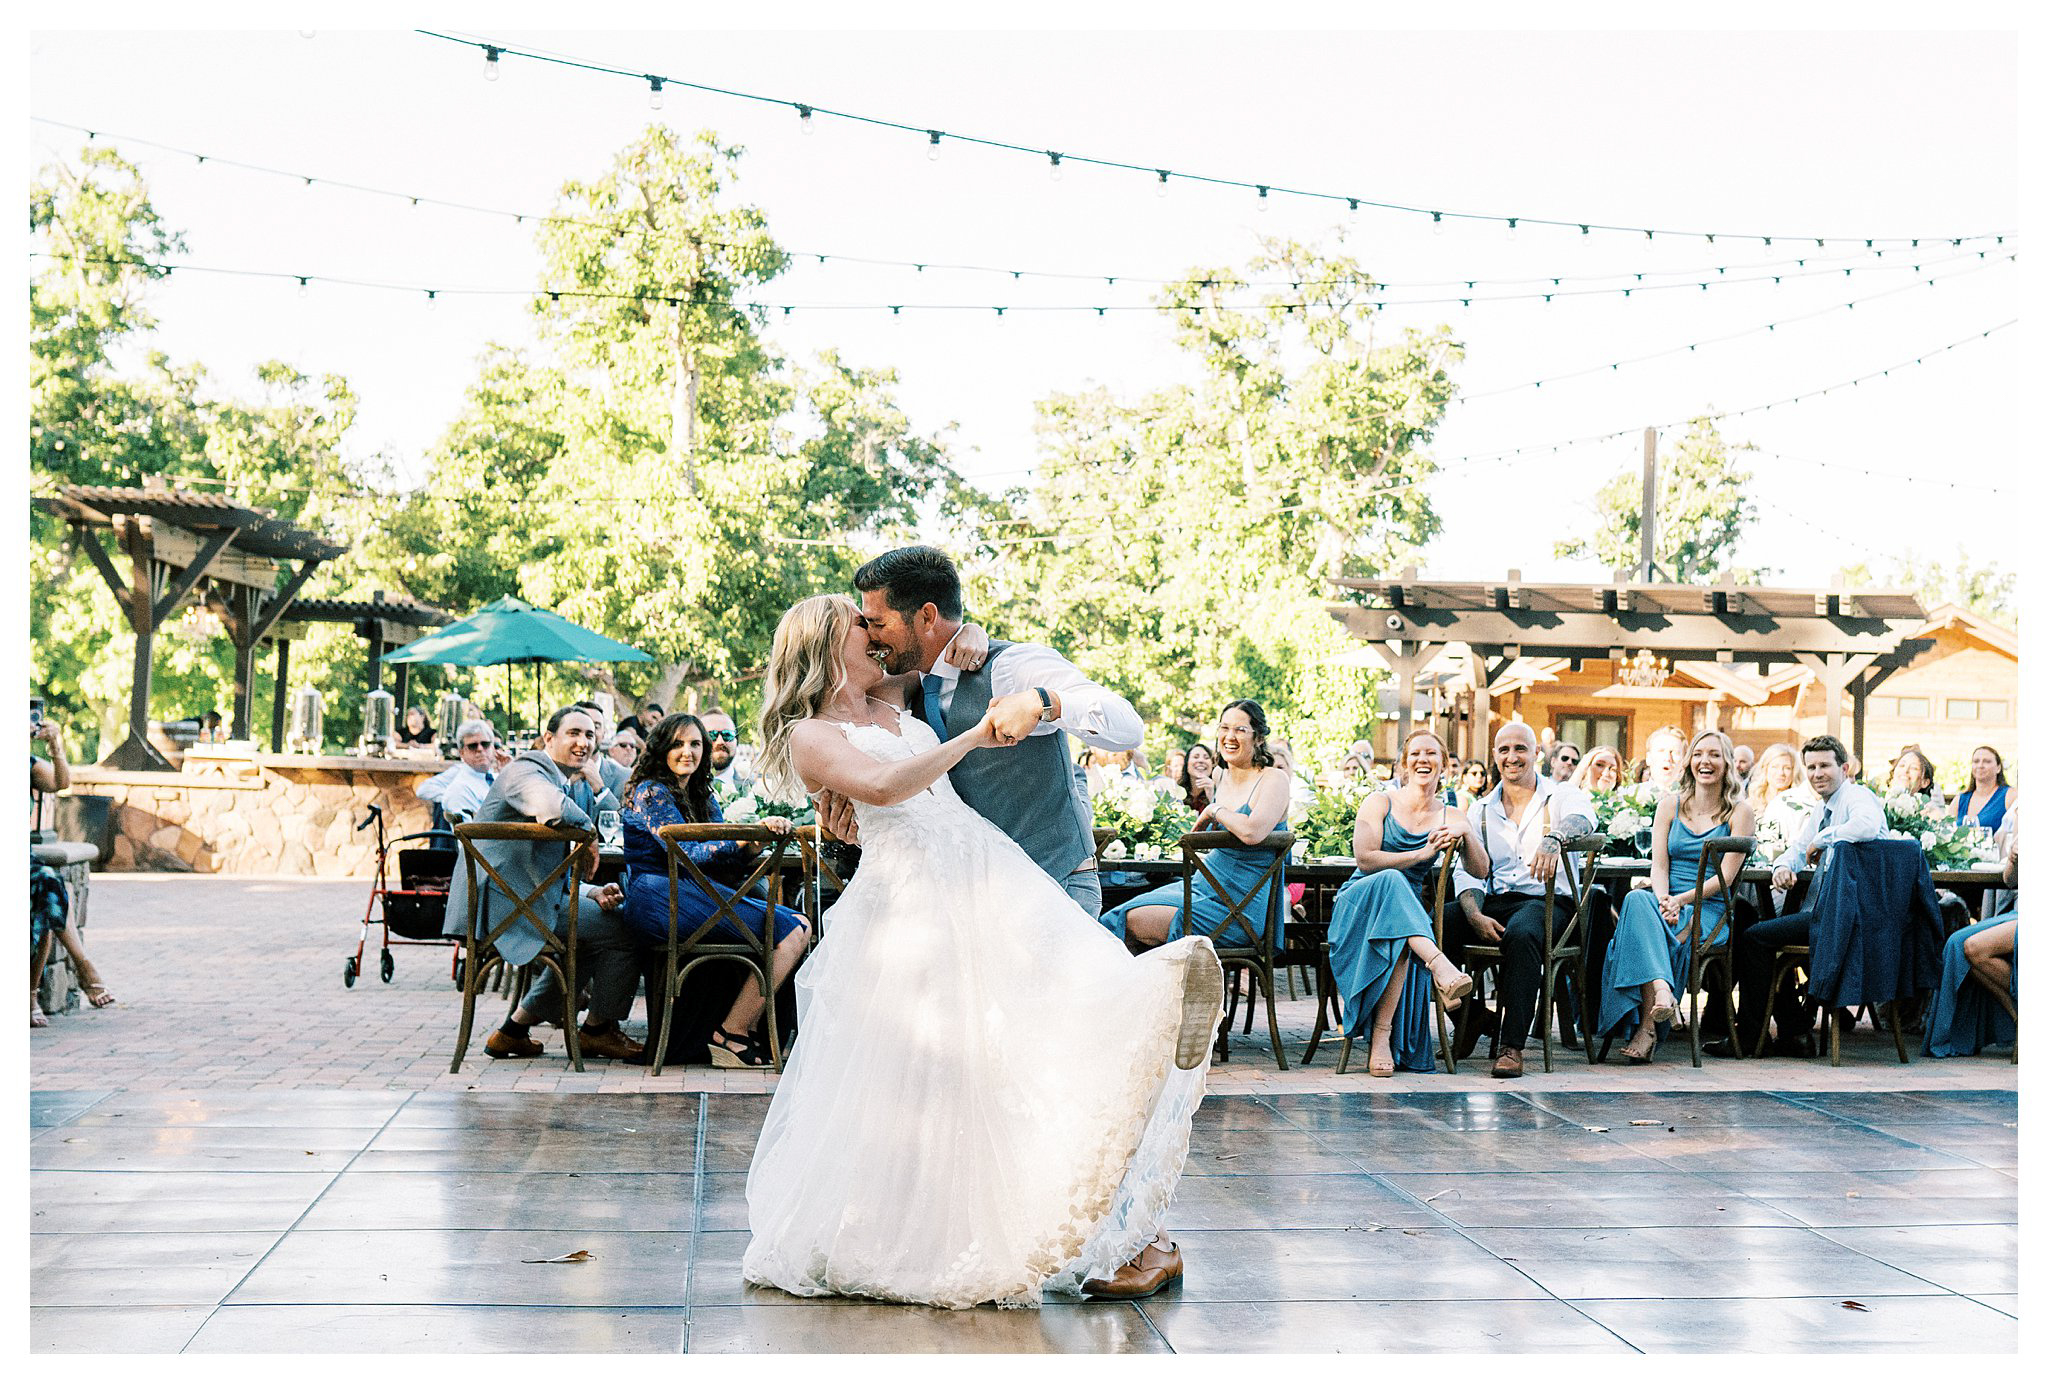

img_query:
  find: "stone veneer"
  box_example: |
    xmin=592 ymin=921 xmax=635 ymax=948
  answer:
xmin=65 ymin=753 xmax=443 ymax=877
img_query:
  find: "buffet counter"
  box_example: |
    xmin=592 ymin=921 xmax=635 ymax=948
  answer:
xmin=62 ymin=746 xmax=448 ymax=877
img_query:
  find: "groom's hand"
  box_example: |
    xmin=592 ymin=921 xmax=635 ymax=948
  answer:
xmin=815 ymin=791 xmax=859 ymax=845
xmin=986 ymin=692 xmax=1047 ymax=746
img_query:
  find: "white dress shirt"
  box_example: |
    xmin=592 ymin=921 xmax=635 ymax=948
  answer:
xmin=416 ymin=762 xmax=496 ymax=820
xmin=929 ymin=635 xmax=1145 ymax=752
xmin=1453 ymin=777 xmax=1598 ymax=900
xmin=1772 ymin=779 xmax=1885 ymax=873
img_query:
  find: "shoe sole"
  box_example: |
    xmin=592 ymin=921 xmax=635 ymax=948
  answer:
xmin=1176 ymin=941 xmax=1225 ymax=1071
xmin=1648 ymin=1002 xmax=1677 ymax=1025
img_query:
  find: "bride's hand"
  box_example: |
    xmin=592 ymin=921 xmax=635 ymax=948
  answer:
xmin=945 ymin=622 xmax=990 ymax=673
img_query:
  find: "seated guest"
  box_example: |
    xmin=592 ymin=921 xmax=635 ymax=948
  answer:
xmin=699 ymin=708 xmax=742 ymax=791
xmin=572 ymin=700 xmax=631 ymax=802
xmin=619 ymin=713 xmax=810 ymax=1067
xmin=1178 ymin=743 xmax=1217 ymax=814
xmin=1103 ymin=701 xmax=1289 ymax=950
xmin=1924 ymin=843 xmax=2017 ymax=1057
xmin=638 ymin=703 xmax=666 ymax=735
xmin=1730 ymin=742 xmax=1756 ymax=789
xmin=1638 ymin=725 xmax=1687 ymax=794
xmin=1155 ymin=746 xmax=1187 ymax=796
xmin=1546 ymin=741 xmax=1583 ymax=783
xmin=1598 ymin=730 xmax=1755 ymax=1063
xmin=1572 ymin=746 xmax=1624 ymax=796
xmin=1707 ymin=734 xmax=1884 ymax=1058
xmin=29 ymin=719 xmax=115 ymax=1024
xmin=1889 ymin=744 xmax=1946 ymax=810
xmin=442 ymin=705 xmax=641 ymax=1062
xmin=607 ymin=724 xmax=643 ymax=772
xmin=417 ymin=719 xmax=503 ymax=823
xmin=1456 ymin=757 xmax=1494 ymax=809
xmin=198 ymin=709 xmax=225 ymax=744
xmin=1268 ymin=737 xmax=1319 ymax=816
xmin=1449 ymin=720 xmax=1599 ymax=1079
xmin=397 ymin=705 xmax=438 ymax=748
xmin=1325 ymin=730 xmax=1483 ymax=1075
xmin=1954 ymin=744 xmax=2014 ymax=835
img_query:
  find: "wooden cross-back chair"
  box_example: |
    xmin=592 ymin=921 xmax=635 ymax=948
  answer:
xmin=1179 ymin=829 xmax=1296 ymax=1068
xmin=1461 ymin=832 xmax=1609 ymax=1074
xmin=1591 ymin=834 xmax=1753 ymax=1068
xmin=649 ymin=822 xmax=799 ymax=1075
xmin=449 ymin=821 xmax=595 ymax=1073
xmin=792 ymin=825 xmax=850 ymax=947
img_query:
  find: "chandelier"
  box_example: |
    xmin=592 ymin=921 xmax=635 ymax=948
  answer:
xmin=1616 ymin=649 xmax=1671 ymax=689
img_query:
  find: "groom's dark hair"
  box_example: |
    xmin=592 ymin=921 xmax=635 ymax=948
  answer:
xmin=854 ymin=545 xmax=963 ymax=621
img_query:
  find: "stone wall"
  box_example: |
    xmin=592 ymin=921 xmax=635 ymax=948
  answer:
xmin=65 ymin=756 xmax=441 ymax=877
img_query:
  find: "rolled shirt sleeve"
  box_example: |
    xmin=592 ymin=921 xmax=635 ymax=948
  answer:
xmin=990 ymin=642 xmax=1146 ymax=752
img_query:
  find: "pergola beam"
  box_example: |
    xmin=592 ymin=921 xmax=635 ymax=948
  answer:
xmin=1331 ymin=604 xmax=1915 ymax=662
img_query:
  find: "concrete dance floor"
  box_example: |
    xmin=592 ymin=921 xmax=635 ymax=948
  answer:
xmin=30 ymin=1086 xmax=2016 ymax=1353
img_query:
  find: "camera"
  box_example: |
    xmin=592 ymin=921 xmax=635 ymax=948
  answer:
xmin=30 ymin=695 xmax=44 ymax=733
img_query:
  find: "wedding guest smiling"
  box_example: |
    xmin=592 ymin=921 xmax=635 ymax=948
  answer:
xmin=1546 ymin=741 xmax=1583 ymax=783
xmin=1888 ymin=744 xmax=1946 ymax=810
xmin=619 ymin=712 xmax=809 ymax=1068
xmin=1639 ymin=725 xmax=1687 ymax=793
xmin=1178 ymin=743 xmax=1218 ymax=814
xmin=1572 ymin=746 xmax=1624 ymax=795
xmin=701 ymin=708 xmax=742 ymax=790
xmin=1596 ymin=730 xmax=1754 ymax=1064
xmin=1324 ymin=730 xmax=1483 ymax=1075
xmin=1456 ymin=757 xmax=1493 ymax=808
xmin=417 ymin=718 xmax=502 ymax=822
xmin=1954 ymin=744 xmax=2015 ymax=835
xmin=1104 ymin=702 xmax=1290 ymax=951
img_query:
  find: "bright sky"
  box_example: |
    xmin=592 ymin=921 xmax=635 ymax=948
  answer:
xmin=25 ymin=20 xmax=2021 ymax=590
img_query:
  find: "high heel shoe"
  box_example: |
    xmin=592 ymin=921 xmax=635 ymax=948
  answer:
xmin=1622 ymin=1029 xmax=1657 ymax=1064
xmin=1647 ymin=983 xmax=1678 ymax=1027
xmin=1367 ymin=1020 xmax=1396 ymax=1077
xmin=708 ymin=1025 xmax=771 ymax=1068
xmin=1424 ymin=950 xmax=1474 ymax=1012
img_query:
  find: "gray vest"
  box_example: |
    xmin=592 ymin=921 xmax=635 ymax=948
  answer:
xmin=923 ymin=641 xmax=1095 ymax=881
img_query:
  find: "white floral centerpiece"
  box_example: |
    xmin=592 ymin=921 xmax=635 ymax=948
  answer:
xmin=1880 ymin=789 xmax=1983 ymax=870
xmin=1091 ymin=780 xmax=1195 ymax=859
xmin=1589 ymin=782 xmax=1665 ymax=853
xmin=712 ymin=779 xmax=816 ymax=827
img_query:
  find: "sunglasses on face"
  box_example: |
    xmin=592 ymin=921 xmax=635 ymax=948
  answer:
xmin=461 ymin=740 xmax=494 ymax=751
xmin=705 ymin=730 xmax=737 ymax=742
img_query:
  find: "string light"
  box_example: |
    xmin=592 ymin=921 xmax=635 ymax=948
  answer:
xmin=646 ymin=76 xmax=664 ymax=111
xmin=1046 ymin=151 xmax=1063 ymax=182
xmin=926 ymin=130 xmax=942 ymax=162
xmin=795 ymin=103 xmax=814 ymax=135
xmin=413 ymin=30 xmax=2004 ymax=249
xmin=1154 ymin=169 xmax=1169 ymax=198
xmin=482 ymin=45 xmax=500 ymax=82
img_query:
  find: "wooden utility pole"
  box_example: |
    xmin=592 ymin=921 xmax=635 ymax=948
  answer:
xmin=1638 ymin=426 xmax=1660 ymax=583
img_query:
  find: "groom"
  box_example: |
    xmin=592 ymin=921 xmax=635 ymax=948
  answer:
xmin=822 ymin=544 xmax=1146 ymax=916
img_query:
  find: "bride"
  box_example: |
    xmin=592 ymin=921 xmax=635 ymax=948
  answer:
xmin=741 ymin=594 xmax=1225 ymax=1310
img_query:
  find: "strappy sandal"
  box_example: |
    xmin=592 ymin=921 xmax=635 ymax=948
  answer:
xmin=30 ymin=998 xmax=50 ymax=1029
xmin=708 ymin=1025 xmax=772 ymax=1068
xmin=83 ymin=984 xmax=116 ymax=1009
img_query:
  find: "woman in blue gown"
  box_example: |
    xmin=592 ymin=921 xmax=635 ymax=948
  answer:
xmin=1953 ymin=745 xmax=2016 ymax=836
xmin=1324 ymin=730 xmax=1484 ymax=1076
xmin=1925 ymin=839 xmax=2018 ymax=1057
xmin=1102 ymin=700 xmax=1290 ymax=951
xmin=1598 ymin=729 xmax=1755 ymax=1063
xmin=620 ymin=713 xmax=811 ymax=1067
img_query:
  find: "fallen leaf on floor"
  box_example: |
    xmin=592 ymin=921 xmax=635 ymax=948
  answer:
xmin=305 ymin=1151 xmax=316 ymax=1156
xmin=1584 ymin=1125 xmax=1611 ymax=1133
xmin=1667 ymin=1126 xmax=1677 ymax=1132
xmin=1716 ymin=1206 xmax=1727 ymax=1211
xmin=1628 ymin=1119 xmax=1660 ymax=1126
xmin=1400 ymin=1229 xmax=1423 ymax=1236
xmin=1841 ymin=1300 xmax=1869 ymax=1312
xmin=1422 ymin=1188 xmax=1459 ymax=1203
xmin=1846 ymin=1192 xmax=1860 ymax=1199
xmin=521 ymin=1250 xmax=594 ymax=1264
xmin=1215 ymin=1153 xmax=1241 ymax=1161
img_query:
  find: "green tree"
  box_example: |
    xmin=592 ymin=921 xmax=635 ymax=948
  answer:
xmin=985 ymin=236 xmax=1457 ymax=759
xmin=1553 ymin=417 xmax=1760 ymax=582
xmin=1839 ymin=550 xmax=2016 ymax=625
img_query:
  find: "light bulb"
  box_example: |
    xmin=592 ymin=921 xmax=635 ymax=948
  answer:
xmin=297 ymin=277 xmax=309 ymax=299
xmin=1047 ymin=153 xmax=1063 ymax=182
xmin=425 ymin=290 xmax=437 ymax=311
xmin=1431 ymin=212 xmax=1444 ymax=237
xmin=797 ymin=104 xmax=814 ymax=135
xmin=483 ymin=46 xmax=500 ymax=81
xmin=1347 ymin=199 xmax=1360 ymax=222
xmin=1505 ymin=217 xmax=1519 ymax=242
xmin=926 ymin=130 xmax=942 ymax=161
xmin=647 ymin=77 xmax=664 ymax=110
xmin=1256 ymin=185 xmax=1270 ymax=213
xmin=1155 ymin=170 xmax=1169 ymax=198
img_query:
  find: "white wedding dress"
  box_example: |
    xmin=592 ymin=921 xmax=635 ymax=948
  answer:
xmin=742 ymin=715 xmax=1217 ymax=1309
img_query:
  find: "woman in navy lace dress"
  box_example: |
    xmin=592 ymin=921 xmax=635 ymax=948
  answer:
xmin=620 ymin=713 xmax=810 ymax=1067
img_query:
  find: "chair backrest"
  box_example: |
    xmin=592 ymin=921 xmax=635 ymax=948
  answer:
xmin=1688 ymin=835 xmax=1755 ymax=950
xmin=1177 ymin=829 xmax=1295 ymax=958
xmin=656 ymin=822 xmax=794 ymax=953
xmin=1092 ymin=826 xmax=1117 ymax=866
xmin=1543 ymin=831 xmax=1609 ymax=952
xmin=791 ymin=825 xmax=848 ymax=934
xmin=452 ymin=821 xmax=595 ymax=958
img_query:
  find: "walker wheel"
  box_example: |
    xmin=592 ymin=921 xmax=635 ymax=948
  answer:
xmin=379 ymin=950 xmax=395 ymax=984
xmin=453 ymin=957 xmax=466 ymax=989
xmin=343 ymin=956 xmax=359 ymax=987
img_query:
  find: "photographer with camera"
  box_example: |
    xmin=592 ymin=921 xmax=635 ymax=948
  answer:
xmin=30 ymin=707 xmax=116 ymax=1026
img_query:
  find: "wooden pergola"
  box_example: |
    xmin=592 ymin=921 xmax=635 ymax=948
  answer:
xmin=1329 ymin=569 xmax=1932 ymax=765
xmin=266 ymin=593 xmax=455 ymax=750
xmin=34 ymin=483 xmax=346 ymax=769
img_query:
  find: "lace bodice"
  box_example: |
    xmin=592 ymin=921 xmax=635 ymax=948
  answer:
xmin=828 ymin=716 xmax=983 ymax=855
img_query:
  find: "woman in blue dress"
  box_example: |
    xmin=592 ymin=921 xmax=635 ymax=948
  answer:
xmin=1925 ymin=839 xmax=2017 ymax=1057
xmin=1598 ymin=728 xmax=1755 ymax=1063
xmin=1325 ymin=730 xmax=1484 ymax=1075
xmin=620 ymin=712 xmax=811 ymax=1067
xmin=1954 ymin=744 xmax=2016 ymax=836
xmin=1102 ymin=700 xmax=1290 ymax=951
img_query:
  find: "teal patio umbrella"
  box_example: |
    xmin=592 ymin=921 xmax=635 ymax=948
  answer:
xmin=382 ymin=596 xmax=654 ymax=734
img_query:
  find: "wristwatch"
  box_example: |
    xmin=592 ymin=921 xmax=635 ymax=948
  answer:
xmin=1032 ymin=686 xmax=1054 ymax=720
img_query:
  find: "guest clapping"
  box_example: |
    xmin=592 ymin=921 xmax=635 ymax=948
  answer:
xmin=619 ymin=713 xmax=810 ymax=1068
xmin=1325 ymin=731 xmax=1483 ymax=1075
xmin=1104 ymin=703 xmax=1289 ymax=950
xmin=1596 ymin=731 xmax=1754 ymax=1063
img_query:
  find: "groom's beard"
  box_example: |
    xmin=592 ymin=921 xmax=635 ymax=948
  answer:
xmin=873 ymin=642 xmax=920 ymax=676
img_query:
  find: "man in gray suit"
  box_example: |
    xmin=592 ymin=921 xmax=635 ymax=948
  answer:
xmin=443 ymin=704 xmax=643 ymax=1061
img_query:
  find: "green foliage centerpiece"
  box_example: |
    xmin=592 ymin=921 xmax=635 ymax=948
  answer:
xmin=1092 ymin=782 xmax=1197 ymax=862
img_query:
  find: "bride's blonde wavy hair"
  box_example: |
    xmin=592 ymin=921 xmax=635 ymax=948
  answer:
xmin=757 ymin=594 xmax=862 ymax=803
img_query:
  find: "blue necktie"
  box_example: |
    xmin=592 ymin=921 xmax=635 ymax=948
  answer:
xmin=922 ymin=674 xmax=950 ymax=743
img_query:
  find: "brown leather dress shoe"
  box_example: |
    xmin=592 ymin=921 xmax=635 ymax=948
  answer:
xmin=1082 ymin=1236 xmax=1184 ymax=1299
xmin=576 ymin=1027 xmax=646 ymax=1061
xmin=484 ymin=1028 xmax=543 ymax=1059
xmin=1490 ymin=1048 xmax=1525 ymax=1079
